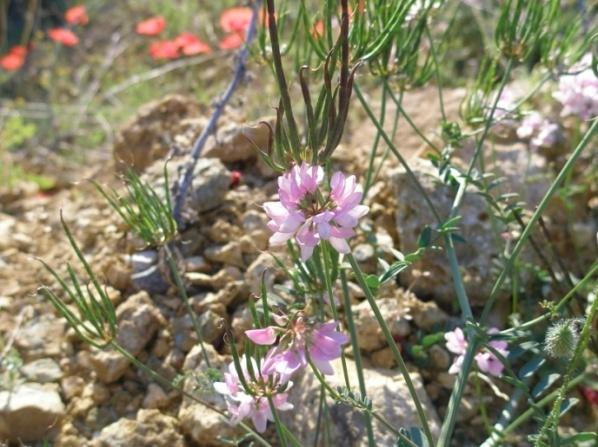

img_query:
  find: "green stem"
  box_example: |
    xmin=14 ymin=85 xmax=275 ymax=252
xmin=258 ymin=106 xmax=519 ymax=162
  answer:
xmin=480 ymin=374 xmax=586 ymax=447
xmin=481 ymin=119 xmax=597 ymax=323
xmin=364 ymin=80 xmax=389 ymax=196
xmin=340 ymin=269 xmax=376 ymax=447
xmin=536 ymin=287 xmax=598 ymax=446
xmin=500 ymin=261 xmax=598 ymax=337
xmin=347 ymin=254 xmax=435 ymax=447
xmin=355 ymin=83 xmax=443 ymax=223
xmin=267 ymin=396 xmax=289 ymax=447
xmin=425 ymin=24 xmax=446 ymax=122
xmin=164 ymin=244 xmax=211 ymax=368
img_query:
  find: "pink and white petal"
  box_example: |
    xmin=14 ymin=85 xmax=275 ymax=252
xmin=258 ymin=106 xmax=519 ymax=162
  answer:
xmin=245 ymin=327 xmax=277 ymax=345
xmin=269 ymin=231 xmax=294 ymax=246
xmin=329 ymin=236 xmax=350 ymax=253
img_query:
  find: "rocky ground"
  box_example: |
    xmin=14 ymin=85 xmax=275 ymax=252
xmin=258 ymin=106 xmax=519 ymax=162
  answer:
xmin=0 ymin=88 xmax=596 ymax=446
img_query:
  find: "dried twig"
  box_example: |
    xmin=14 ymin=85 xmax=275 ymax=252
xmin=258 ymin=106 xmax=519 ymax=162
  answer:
xmin=172 ymin=0 xmax=262 ymax=225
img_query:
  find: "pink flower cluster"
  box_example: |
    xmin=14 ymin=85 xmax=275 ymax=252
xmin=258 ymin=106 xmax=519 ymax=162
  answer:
xmin=553 ymin=53 xmax=598 ymax=120
xmin=247 ymin=320 xmax=349 ymax=381
xmin=214 ymin=319 xmax=348 ymax=432
xmin=264 ymin=163 xmax=369 ymax=261
xmin=214 ymin=355 xmax=293 ymax=433
xmin=516 ymin=112 xmax=560 ymax=149
xmin=445 ymin=327 xmax=509 ymax=377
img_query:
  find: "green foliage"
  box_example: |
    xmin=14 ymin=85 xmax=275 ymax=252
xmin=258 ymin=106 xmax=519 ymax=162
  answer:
xmin=93 ymin=165 xmax=177 ymax=247
xmin=0 ymin=115 xmax=37 ymax=151
xmin=38 ymin=212 xmax=117 ymax=349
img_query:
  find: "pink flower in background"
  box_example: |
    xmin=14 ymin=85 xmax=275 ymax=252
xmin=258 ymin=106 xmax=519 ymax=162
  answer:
xmin=48 ymin=28 xmax=79 ymax=46
xmin=517 ymin=112 xmax=560 ymax=149
xmin=264 ymin=162 xmax=368 ymax=260
xmin=245 ymin=320 xmax=349 ymax=380
xmin=445 ymin=327 xmax=509 ymax=377
xmin=553 ymin=53 xmax=598 ymax=120
xmin=65 ymin=5 xmax=89 ymax=26
xmin=213 ymin=355 xmax=293 ymax=433
xmin=136 ymin=16 xmax=166 ymax=36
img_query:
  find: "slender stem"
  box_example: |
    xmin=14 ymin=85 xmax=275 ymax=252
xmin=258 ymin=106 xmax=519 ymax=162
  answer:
xmin=480 ymin=374 xmax=586 ymax=447
xmin=536 ymin=288 xmax=598 ymax=446
xmin=173 ymin=0 xmax=262 ymax=225
xmin=347 ymin=254 xmax=435 ymax=447
xmin=480 ymin=119 xmax=597 ymax=323
xmin=340 ymin=269 xmax=375 ymax=447
xmin=315 ymin=244 xmax=351 ymax=390
xmin=386 ymin=87 xmax=441 ymax=153
xmin=164 ymin=244 xmax=211 ymax=368
xmin=354 ymin=83 xmax=443 ymax=223
xmin=450 ymin=58 xmax=514 ymax=217
xmin=444 ymin=234 xmax=473 ymax=321
xmin=425 ymin=24 xmax=446 ymax=122
xmin=364 ymin=80 xmax=390 ymax=196
xmin=500 ymin=261 xmax=598 ymax=336
xmin=267 ymin=396 xmax=289 ymax=447
xmin=266 ymin=0 xmax=301 ymax=155
xmin=110 ymin=341 xmax=272 ymax=447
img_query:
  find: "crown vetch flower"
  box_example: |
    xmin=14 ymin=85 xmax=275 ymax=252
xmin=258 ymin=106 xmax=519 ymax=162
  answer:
xmin=553 ymin=53 xmax=598 ymax=120
xmin=65 ymin=5 xmax=89 ymax=25
xmin=445 ymin=327 xmax=509 ymax=377
xmin=517 ymin=112 xmax=560 ymax=149
xmin=246 ymin=319 xmax=349 ymax=380
xmin=213 ymin=355 xmax=293 ymax=433
xmin=220 ymin=7 xmax=253 ymax=34
xmin=264 ymin=162 xmax=369 ymax=261
xmin=48 ymin=28 xmax=79 ymax=46
xmin=136 ymin=16 xmax=166 ymax=36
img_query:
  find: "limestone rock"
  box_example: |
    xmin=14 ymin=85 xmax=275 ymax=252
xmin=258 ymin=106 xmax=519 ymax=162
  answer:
xmin=142 ymin=384 xmax=169 ymax=409
xmin=90 ymin=291 xmax=163 ymax=383
xmin=178 ymin=345 xmax=239 ymax=446
xmin=0 ymin=383 xmax=65 ymax=442
xmin=351 ymin=298 xmax=411 ymax=352
xmin=283 ymin=358 xmax=440 ymax=446
xmin=15 ymin=315 xmax=66 ymax=360
xmin=203 ymin=120 xmax=271 ymax=162
xmin=20 ymin=358 xmax=62 ymax=383
xmin=91 ymin=409 xmax=185 ymax=447
xmin=113 ymin=94 xmax=201 ymax=172
xmin=142 ymin=157 xmax=230 ymax=219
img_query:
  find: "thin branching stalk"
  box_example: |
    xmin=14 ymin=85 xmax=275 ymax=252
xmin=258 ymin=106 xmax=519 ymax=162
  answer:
xmin=347 ymin=254 xmax=435 ymax=446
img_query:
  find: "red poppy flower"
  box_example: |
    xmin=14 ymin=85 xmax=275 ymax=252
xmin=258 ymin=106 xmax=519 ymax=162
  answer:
xmin=219 ymin=33 xmax=244 ymax=50
xmin=230 ymin=170 xmax=242 ymax=188
xmin=149 ymin=40 xmax=179 ymax=60
xmin=0 ymin=46 xmax=26 ymax=71
xmin=136 ymin=16 xmax=166 ymax=36
xmin=48 ymin=28 xmax=79 ymax=46
xmin=182 ymin=40 xmax=212 ymax=56
xmin=220 ymin=7 xmax=252 ymax=34
xmin=65 ymin=5 xmax=89 ymax=25
xmin=312 ymin=20 xmax=325 ymax=38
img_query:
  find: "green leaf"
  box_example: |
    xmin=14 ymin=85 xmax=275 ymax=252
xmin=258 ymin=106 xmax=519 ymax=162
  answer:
xmin=532 ymin=373 xmax=560 ymax=398
xmin=560 ymin=432 xmax=598 ymax=446
xmin=518 ymin=355 xmax=546 ymax=380
xmin=417 ymin=226 xmax=432 ymax=248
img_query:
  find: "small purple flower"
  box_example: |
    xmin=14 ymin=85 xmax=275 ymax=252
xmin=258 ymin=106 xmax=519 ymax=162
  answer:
xmin=213 ymin=355 xmax=293 ymax=433
xmin=553 ymin=53 xmax=598 ymax=120
xmin=444 ymin=327 xmax=509 ymax=378
xmin=264 ymin=162 xmax=369 ymax=261
xmin=245 ymin=319 xmax=349 ymax=380
xmin=517 ymin=112 xmax=561 ymax=149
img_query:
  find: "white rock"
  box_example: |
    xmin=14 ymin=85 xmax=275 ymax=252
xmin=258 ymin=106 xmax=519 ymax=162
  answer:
xmin=0 ymin=383 xmax=65 ymax=442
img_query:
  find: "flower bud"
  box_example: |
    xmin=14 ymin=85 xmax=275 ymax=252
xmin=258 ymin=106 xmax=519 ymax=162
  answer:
xmin=544 ymin=319 xmax=581 ymax=359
